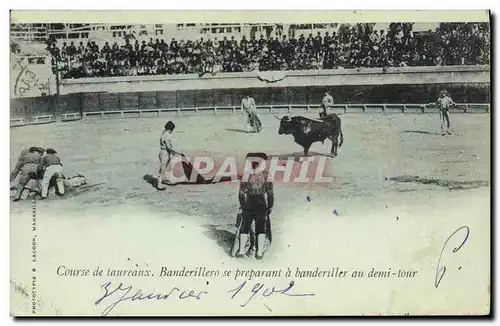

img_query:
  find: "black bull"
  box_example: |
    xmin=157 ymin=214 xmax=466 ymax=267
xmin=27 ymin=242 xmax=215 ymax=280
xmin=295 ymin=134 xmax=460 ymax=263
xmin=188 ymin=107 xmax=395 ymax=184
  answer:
xmin=277 ymin=114 xmax=344 ymax=156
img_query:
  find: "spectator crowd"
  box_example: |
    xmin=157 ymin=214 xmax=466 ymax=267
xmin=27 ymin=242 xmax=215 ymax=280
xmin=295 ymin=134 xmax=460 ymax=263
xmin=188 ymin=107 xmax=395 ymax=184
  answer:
xmin=44 ymin=22 xmax=490 ymax=79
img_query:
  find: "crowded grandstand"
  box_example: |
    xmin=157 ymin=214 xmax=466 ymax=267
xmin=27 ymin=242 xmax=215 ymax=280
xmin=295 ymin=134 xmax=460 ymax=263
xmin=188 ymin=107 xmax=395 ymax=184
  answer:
xmin=11 ymin=22 xmax=491 ymax=79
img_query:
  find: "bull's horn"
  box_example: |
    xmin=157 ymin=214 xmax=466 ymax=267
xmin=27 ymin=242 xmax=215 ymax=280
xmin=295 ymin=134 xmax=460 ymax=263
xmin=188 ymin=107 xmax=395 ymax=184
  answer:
xmin=274 ymin=116 xmax=281 ymax=120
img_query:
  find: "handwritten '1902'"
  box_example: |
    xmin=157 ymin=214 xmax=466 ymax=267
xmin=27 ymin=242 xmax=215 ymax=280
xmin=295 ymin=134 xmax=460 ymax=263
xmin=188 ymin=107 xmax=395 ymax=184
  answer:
xmin=229 ymin=280 xmax=315 ymax=311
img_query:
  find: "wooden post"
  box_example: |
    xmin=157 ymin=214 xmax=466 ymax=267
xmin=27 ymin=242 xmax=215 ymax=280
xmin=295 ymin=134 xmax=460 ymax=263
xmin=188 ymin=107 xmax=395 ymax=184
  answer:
xmin=98 ymin=92 xmax=102 ymax=112
xmin=118 ymin=93 xmax=124 ymax=111
xmin=54 ymin=58 xmax=61 ymax=121
xmin=78 ymin=92 xmax=84 ymax=120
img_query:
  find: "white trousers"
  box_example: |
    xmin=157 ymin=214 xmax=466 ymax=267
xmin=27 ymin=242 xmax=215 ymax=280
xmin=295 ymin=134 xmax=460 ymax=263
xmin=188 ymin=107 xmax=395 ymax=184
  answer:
xmin=41 ymin=165 xmax=65 ymax=198
xmin=157 ymin=151 xmax=188 ymax=187
xmin=157 ymin=150 xmax=170 ymax=189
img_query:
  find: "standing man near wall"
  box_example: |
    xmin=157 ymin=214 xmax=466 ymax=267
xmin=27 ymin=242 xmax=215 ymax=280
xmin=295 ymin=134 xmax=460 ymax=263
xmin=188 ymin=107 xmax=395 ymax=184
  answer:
xmin=241 ymin=93 xmax=262 ymax=133
xmin=320 ymin=92 xmax=334 ymax=118
xmin=437 ymin=90 xmax=455 ymax=136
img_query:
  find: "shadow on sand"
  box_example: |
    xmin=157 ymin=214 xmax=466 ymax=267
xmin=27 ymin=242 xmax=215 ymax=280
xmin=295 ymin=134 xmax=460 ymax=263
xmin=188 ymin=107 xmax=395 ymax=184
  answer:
xmin=143 ymin=173 xmax=240 ymax=255
xmin=143 ymin=160 xmax=228 ymax=189
xmin=143 ymin=174 xmax=215 ymax=188
xmin=269 ymin=151 xmax=333 ymax=160
xmin=388 ymin=175 xmax=489 ymax=190
xmin=201 ymin=224 xmax=235 ymax=257
xmin=143 ymin=174 xmax=160 ymax=188
xmin=225 ymin=128 xmax=248 ymax=133
xmin=403 ymin=130 xmax=443 ymax=135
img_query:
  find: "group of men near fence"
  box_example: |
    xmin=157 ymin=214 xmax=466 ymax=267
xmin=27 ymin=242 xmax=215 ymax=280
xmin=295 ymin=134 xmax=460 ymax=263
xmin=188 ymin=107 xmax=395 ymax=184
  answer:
xmin=10 ymin=147 xmax=65 ymax=201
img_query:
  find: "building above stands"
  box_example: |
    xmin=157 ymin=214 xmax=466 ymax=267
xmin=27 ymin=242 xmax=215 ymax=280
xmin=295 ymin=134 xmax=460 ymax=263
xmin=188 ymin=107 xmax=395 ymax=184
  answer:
xmin=11 ymin=22 xmax=444 ymax=50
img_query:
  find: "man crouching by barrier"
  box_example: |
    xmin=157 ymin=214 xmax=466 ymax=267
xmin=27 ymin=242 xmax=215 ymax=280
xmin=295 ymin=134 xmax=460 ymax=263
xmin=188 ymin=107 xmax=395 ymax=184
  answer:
xmin=235 ymin=153 xmax=274 ymax=260
xmin=39 ymin=148 xmax=65 ymax=199
xmin=12 ymin=147 xmax=45 ymax=202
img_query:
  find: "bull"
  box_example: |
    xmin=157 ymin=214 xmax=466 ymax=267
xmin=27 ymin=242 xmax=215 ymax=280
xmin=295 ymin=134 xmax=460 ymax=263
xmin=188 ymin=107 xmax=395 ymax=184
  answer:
xmin=276 ymin=114 xmax=344 ymax=157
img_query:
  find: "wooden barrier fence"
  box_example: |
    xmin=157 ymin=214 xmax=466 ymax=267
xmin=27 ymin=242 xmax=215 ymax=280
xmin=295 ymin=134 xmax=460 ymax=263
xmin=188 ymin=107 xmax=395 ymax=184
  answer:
xmin=10 ymin=102 xmax=490 ymax=127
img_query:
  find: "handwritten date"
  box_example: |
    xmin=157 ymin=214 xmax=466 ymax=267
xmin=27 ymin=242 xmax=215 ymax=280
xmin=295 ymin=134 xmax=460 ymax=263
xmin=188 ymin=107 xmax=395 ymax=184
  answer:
xmin=95 ymin=281 xmax=207 ymax=316
xmin=229 ymin=280 xmax=315 ymax=311
xmin=95 ymin=280 xmax=314 ymax=315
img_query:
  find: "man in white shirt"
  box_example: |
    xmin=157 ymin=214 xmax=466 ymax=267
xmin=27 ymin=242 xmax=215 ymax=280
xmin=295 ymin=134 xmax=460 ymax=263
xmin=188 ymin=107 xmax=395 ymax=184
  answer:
xmin=320 ymin=92 xmax=334 ymax=117
xmin=241 ymin=94 xmax=262 ymax=133
xmin=157 ymin=121 xmax=184 ymax=189
xmin=436 ymin=90 xmax=455 ymax=136
xmin=39 ymin=148 xmax=65 ymax=199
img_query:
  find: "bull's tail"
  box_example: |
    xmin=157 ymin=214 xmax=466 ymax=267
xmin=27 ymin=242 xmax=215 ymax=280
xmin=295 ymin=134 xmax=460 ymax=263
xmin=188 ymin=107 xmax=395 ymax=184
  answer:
xmin=338 ymin=129 xmax=344 ymax=147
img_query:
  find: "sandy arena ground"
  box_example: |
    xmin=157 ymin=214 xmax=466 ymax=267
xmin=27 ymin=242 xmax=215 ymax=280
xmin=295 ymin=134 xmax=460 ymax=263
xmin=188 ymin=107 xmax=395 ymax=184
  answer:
xmin=10 ymin=112 xmax=491 ymax=316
